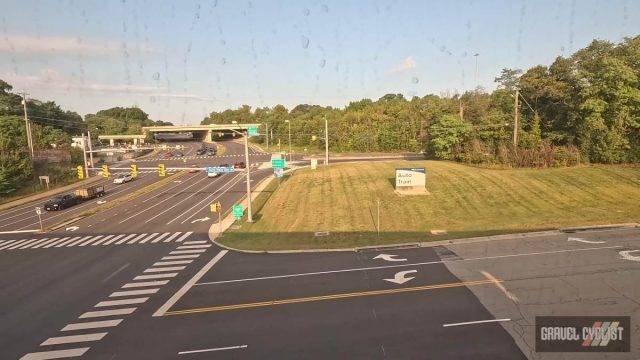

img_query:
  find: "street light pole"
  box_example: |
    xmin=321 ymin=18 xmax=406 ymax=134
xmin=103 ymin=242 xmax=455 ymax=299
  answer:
xmin=285 ymin=120 xmax=291 ymax=161
xmin=324 ymin=116 xmax=329 ymax=166
xmin=87 ymin=131 xmax=95 ymax=171
xmin=243 ymin=131 xmax=253 ymax=222
xmin=82 ymin=133 xmax=89 ymax=178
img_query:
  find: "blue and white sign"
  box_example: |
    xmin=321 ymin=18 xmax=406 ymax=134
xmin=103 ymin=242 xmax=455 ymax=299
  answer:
xmin=395 ymin=168 xmax=426 ymax=188
xmin=207 ymin=166 xmax=235 ymax=174
xmin=274 ymin=168 xmax=284 ymax=178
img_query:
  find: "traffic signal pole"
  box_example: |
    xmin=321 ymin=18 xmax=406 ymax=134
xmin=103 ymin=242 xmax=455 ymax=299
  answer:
xmin=244 ymin=132 xmax=253 ymax=223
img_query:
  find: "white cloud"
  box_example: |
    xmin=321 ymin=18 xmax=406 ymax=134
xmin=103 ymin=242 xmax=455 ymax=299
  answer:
xmin=390 ymin=56 xmax=416 ymax=74
xmin=0 ymin=34 xmax=154 ymax=56
xmin=1 ymin=69 xmax=214 ymax=102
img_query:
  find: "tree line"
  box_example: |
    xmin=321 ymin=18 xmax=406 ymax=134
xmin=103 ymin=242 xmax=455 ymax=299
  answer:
xmin=203 ymin=36 xmax=640 ymax=167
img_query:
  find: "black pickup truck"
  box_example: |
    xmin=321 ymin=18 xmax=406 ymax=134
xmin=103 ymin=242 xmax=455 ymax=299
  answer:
xmin=44 ymin=194 xmax=79 ymax=211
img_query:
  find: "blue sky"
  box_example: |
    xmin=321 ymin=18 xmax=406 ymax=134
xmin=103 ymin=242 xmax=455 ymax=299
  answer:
xmin=1 ymin=0 xmax=639 ymax=123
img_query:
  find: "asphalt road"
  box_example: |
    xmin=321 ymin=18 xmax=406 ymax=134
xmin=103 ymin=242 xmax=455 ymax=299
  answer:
xmin=1 ymin=140 xmax=637 ymax=359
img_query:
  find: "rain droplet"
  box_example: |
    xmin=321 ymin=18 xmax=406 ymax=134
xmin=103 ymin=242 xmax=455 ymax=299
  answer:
xmin=319 ymin=59 xmax=326 ymax=68
xmin=221 ymin=57 xmax=227 ymax=65
xmin=300 ymin=35 xmax=309 ymax=49
xmin=321 ymin=4 xmax=329 ymax=12
xmin=303 ymin=8 xmax=310 ymax=16
xmin=152 ymin=72 xmax=160 ymax=80
xmin=411 ymin=77 xmax=419 ymax=84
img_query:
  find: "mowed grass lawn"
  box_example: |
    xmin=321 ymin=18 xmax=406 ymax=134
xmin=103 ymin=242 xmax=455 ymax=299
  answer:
xmin=222 ymin=161 xmax=640 ymax=250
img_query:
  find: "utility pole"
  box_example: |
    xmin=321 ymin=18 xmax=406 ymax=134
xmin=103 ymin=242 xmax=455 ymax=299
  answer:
xmin=474 ymin=53 xmax=479 ymax=89
xmin=82 ymin=133 xmax=89 ymax=178
xmin=20 ymin=93 xmax=34 ymax=157
xmin=244 ymin=132 xmax=253 ymax=223
xmin=459 ymin=99 xmax=464 ymax=120
xmin=265 ymin=123 xmax=269 ymax=151
xmin=87 ymin=131 xmax=95 ymax=171
xmin=513 ymin=88 xmax=520 ymax=146
xmin=324 ymin=116 xmax=329 ymax=166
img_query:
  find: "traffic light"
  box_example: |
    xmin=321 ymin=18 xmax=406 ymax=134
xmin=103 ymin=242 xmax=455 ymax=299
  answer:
xmin=210 ymin=202 xmax=221 ymax=213
xmin=76 ymin=166 xmax=84 ymax=180
xmin=101 ymin=164 xmax=110 ymax=178
xmin=158 ymin=164 xmax=166 ymax=177
xmin=130 ymin=164 xmax=138 ymax=178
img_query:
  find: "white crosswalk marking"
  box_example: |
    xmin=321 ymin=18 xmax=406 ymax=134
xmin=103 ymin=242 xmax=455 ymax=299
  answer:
xmin=41 ymin=333 xmax=107 ymax=346
xmin=153 ymin=260 xmax=193 ymax=266
xmin=122 ymin=280 xmax=169 ymax=288
xmin=161 ymin=254 xmax=200 ymax=260
xmin=151 ymin=232 xmax=170 ymax=243
xmin=110 ymin=288 xmax=159 ymax=297
xmin=170 ymin=249 xmax=207 ymax=255
xmin=95 ymin=297 xmax=149 ymax=307
xmin=20 ymin=348 xmax=90 ymax=360
xmin=79 ymin=235 xmax=103 ymax=246
xmin=175 ymin=231 xmax=193 ymax=242
xmin=116 ymin=233 xmax=137 ymax=244
xmin=42 ymin=237 xmax=71 ymax=248
xmin=144 ymin=266 xmax=185 ymax=273
xmin=0 ymin=240 xmax=18 ymax=250
xmin=1 ymin=239 xmax=29 ymax=250
xmin=128 ymin=233 xmax=147 ymax=244
xmin=20 ymin=238 xmax=51 ymax=249
xmin=134 ymin=273 xmax=178 ymax=280
xmin=79 ymin=308 xmax=136 ymax=318
xmin=183 ymin=240 xmax=207 ymax=245
xmin=163 ymin=232 xmax=182 ymax=242
xmin=61 ymin=319 xmax=123 ymax=331
xmin=138 ymin=233 xmax=158 ymax=244
xmin=32 ymin=238 xmax=60 ymax=249
xmin=56 ymin=236 xmax=82 ymax=247
xmin=67 ymin=236 xmax=92 ymax=247
xmin=177 ymin=244 xmax=211 ymax=249
xmin=9 ymin=238 xmax=39 ymax=249
xmin=103 ymin=234 xmax=125 ymax=245
xmin=91 ymin=234 xmax=114 ymax=246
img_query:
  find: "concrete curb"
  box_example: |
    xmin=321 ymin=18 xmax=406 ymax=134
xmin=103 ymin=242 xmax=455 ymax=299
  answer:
xmin=0 ymin=176 xmax=103 ymax=211
xmin=559 ymin=223 xmax=638 ymax=233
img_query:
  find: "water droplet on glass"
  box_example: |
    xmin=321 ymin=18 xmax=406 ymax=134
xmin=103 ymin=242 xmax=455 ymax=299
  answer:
xmin=321 ymin=4 xmax=329 ymax=12
xmin=411 ymin=77 xmax=419 ymax=84
xmin=221 ymin=57 xmax=227 ymax=65
xmin=152 ymin=72 xmax=160 ymax=80
xmin=319 ymin=59 xmax=326 ymax=68
xmin=303 ymin=8 xmax=310 ymax=16
xmin=300 ymin=35 xmax=309 ymax=49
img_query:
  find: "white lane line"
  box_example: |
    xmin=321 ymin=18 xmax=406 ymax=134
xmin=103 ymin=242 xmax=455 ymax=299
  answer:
xmin=66 ymin=236 xmax=92 ymax=247
xmin=79 ymin=235 xmax=104 ymax=247
xmin=61 ymin=319 xmax=123 ymax=331
xmin=0 ymin=238 xmax=29 ymax=250
xmin=178 ymin=172 xmax=246 ymax=224
xmin=196 ymin=245 xmax=624 ymax=286
xmin=102 ymin=263 xmax=130 ymax=283
xmin=178 ymin=345 xmax=248 ymax=355
xmin=95 ymin=297 xmax=149 ymax=307
xmin=183 ymin=240 xmax=207 ymax=245
xmin=138 ymin=233 xmax=159 ymax=244
xmin=41 ymin=333 xmax=107 ymax=346
xmin=153 ymin=250 xmax=228 ymax=317
xmin=79 ymin=308 xmax=137 ymax=318
xmin=55 ymin=236 xmax=81 ymax=247
xmin=91 ymin=234 xmax=114 ymax=246
xmin=481 ymin=270 xmax=519 ymax=303
xmin=443 ymin=318 xmax=511 ymax=327
xmin=167 ymin=172 xmax=237 ymax=224
xmin=177 ymin=244 xmax=211 ymax=249
xmin=19 ymin=348 xmax=90 ymax=360
xmin=162 ymin=232 xmax=182 ymax=243
xmin=134 ymin=273 xmax=178 ymax=280
xmin=42 ymin=237 xmax=71 ymax=248
xmin=116 ymin=233 xmax=137 ymax=244
xmin=174 ymin=231 xmax=193 ymax=242
xmin=122 ymin=280 xmax=169 ymax=288
xmin=127 ymin=233 xmax=147 ymax=244
xmin=169 ymin=249 xmax=206 ymax=255
xmin=110 ymin=288 xmax=159 ymax=297
xmin=162 ymin=254 xmax=200 ymax=260
xmin=9 ymin=238 xmax=38 ymax=249
xmin=144 ymin=266 xmax=185 ymax=273
xmin=151 ymin=232 xmax=170 ymax=243
xmin=103 ymin=234 xmax=125 ymax=245
xmin=32 ymin=238 xmax=60 ymax=249
xmin=154 ymin=260 xmax=193 ymax=266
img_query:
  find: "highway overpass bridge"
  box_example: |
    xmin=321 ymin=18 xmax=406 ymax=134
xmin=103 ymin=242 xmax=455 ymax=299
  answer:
xmin=98 ymin=123 xmax=261 ymax=145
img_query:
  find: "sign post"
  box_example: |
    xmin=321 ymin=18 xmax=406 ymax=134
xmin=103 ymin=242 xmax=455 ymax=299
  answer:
xmin=247 ymin=126 xmax=258 ymax=137
xmin=232 ymin=204 xmax=244 ymax=221
xmin=394 ymin=167 xmax=428 ymax=195
xmin=35 ymin=207 xmax=43 ymax=232
xmin=210 ymin=202 xmax=222 ymax=235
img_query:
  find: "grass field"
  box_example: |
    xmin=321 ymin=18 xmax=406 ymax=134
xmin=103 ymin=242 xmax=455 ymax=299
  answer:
xmin=221 ymin=161 xmax=640 ymax=250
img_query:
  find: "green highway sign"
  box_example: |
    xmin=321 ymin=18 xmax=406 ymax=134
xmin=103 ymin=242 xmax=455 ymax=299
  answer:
xmin=232 ymin=204 xmax=244 ymax=220
xmin=247 ymin=126 xmax=258 ymax=136
xmin=271 ymin=159 xmax=285 ymax=169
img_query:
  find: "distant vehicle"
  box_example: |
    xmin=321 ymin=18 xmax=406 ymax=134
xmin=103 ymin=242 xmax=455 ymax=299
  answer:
xmin=220 ymin=163 xmax=230 ymax=168
xmin=163 ymin=152 xmax=174 ymax=158
xmin=44 ymin=194 xmax=78 ymax=211
xmin=206 ymin=149 xmax=215 ymax=156
xmin=207 ymin=171 xmax=219 ymax=178
xmin=234 ymin=161 xmax=246 ymax=169
xmin=175 ymin=152 xmax=184 ymax=157
xmin=113 ymin=174 xmax=133 ymax=184
xmin=196 ymin=149 xmax=206 ymax=155
xmin=189 ymin=165 xmax=199 ymax=173
xmin=74 ymin=185 xmax=106 ymax=200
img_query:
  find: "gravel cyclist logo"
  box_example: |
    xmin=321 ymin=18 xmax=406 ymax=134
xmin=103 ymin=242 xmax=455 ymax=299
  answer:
xmin=536 ymin=316 xmax=630 ymax=352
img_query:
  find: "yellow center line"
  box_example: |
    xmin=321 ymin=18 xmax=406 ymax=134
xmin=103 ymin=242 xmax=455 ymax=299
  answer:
xmin=164 ymin=278 xmax=500 ymax=316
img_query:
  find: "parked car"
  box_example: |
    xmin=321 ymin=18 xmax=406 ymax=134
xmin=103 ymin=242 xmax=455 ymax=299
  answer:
xmin=196 ymin=148 xmax=206 ymax=155
xmin=234 ymin=161 xmax=246 ymax=169
xmin=44 ymin=194 xmax=78 ymax=211
xmin=113 ymin=174 xmax=133 ymax=184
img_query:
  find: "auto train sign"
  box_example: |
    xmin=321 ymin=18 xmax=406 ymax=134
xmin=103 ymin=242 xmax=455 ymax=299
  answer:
xmin=395 ymin=168 xmax=426 ymax=188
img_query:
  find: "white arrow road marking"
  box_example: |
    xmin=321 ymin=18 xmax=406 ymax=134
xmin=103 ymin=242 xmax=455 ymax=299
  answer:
xmin=619 ymin=250 xmax=640 ymax=262
xmin=374 ymin=254 xmax=407 ymax=262
xmin=191 ymin=217 xmax=210 ymax=223
xmin=96 ymin=200 xmax=107 ymax=204
xmin=174 ymin=180 xmax=183 ymax=183
xmin=66 ymin=226 xmax=79 ymax=232
xmin=383 ymin=270 xmax=417 ymax=285
xmin=568 ymin=237 xmax=605 ymax=244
